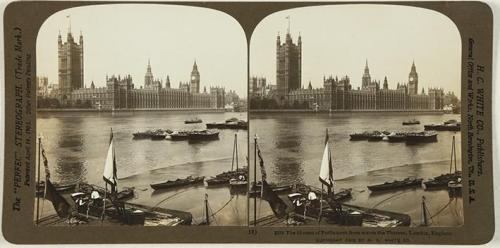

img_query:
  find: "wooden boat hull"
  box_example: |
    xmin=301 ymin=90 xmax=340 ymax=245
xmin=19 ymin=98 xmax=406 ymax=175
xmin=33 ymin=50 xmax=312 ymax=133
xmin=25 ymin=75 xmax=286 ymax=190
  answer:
xmin=150 ymin=134 xmax=167 ymax=140
xmin=447 ymin=181 xmax=462 ymax=196
xmin=185 ymin=120 xmax=202 ymax=124
xmin=405 ymin=134 xmax=437 ymax=143
xmin=367 ymin=135 xmax=384 ymax=141
xmin=169 ymin=134 xmax=189 ymax=140
xmin=349 ymin=134 xmax=368 ymax=141
xmin=249 ymin=184 xmax=294 ymax=197
xmin=388 ymin=135 xmax=406 ymax=142
xmin=36 ymin=183 xmax=77 ymax=197
xmin=206 ymin=122 xmax=247 ymax=130
xmin=368 ymin=178 xmax=423 ymax=192
xmin=230 ymin=181 xmax=248 ymax=188
xmin=424 ymin=124 xmax=460 ymax=131
xmin=133 ymin=130 xmax=172 ymax=140
xmin=188 ymin=134 xmax=219 ymax=140
xmin=424 ymin=172 xmax=461 ymax=189
xmin=151 ymin=177 xmax=205 ymax=190
xmin=205 ymin=178 xmax=230 ymax=186
xmin=133 ymin=133 xmax=150 ymax=139
xmin=117 ymin=188 xmax=135 ymax=201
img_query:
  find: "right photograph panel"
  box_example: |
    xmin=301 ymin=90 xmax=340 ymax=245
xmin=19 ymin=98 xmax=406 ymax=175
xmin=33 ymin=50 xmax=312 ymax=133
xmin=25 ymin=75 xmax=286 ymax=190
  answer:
xmin=249 ymin=4 xmax=463 ymax=227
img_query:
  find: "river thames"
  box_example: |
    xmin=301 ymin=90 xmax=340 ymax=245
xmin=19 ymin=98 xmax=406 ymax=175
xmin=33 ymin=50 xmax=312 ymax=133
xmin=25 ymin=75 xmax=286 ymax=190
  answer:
xmin=249 ymin=112 xmax=463 ymax=227
xmin=37 ymin=111 xmax=248 ymax=226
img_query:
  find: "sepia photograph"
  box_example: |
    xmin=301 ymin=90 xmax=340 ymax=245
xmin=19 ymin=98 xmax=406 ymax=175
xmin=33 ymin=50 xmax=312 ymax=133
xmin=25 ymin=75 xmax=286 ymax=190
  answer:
xmin=35 ymin=4 xmax=248 ymax=226
xmin=248 ymin=5 xmax=463 ymax=227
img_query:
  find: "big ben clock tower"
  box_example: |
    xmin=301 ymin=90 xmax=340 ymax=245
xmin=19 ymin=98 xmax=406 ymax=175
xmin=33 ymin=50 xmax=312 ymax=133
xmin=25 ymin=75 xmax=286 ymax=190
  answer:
xmin=408 ymin=61 xmax=418 ymax=95
xmin=190 ymin=61 xmax=200 ymax=93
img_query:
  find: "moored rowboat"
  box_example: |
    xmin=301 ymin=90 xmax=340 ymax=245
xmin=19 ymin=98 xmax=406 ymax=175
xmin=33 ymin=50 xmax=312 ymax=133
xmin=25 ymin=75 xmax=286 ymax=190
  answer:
xmin=151 ymin=176 xmax=205 ymax=190
xmin=367 ymin=177 xmax=423 ymax=192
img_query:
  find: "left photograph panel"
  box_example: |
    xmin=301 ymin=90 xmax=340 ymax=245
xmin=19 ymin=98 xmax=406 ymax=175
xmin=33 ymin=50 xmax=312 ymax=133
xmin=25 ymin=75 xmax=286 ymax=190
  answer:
xmin=35 ymin=4 xmax=248 ymax=226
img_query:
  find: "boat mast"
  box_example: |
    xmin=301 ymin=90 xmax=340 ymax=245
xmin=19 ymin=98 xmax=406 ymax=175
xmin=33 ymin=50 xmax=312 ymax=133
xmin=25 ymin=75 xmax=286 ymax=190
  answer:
xmin=231 ymin=134 xmax=235 ymax=171
xmin=449 ymin=136 xmax=453 ymax=173
xmin=453 ymin=136 xmax=457 ymax=173
xmin=205 ymin=193 xmax=210 ymax=225
xmin=421 ymin=196 xmax=428 ymax=226
xmin=253 ymin=135 xmax=257 ymax=226
xmin=235 ymin=134 xmax=239 ymax=171
xmin=36 ymin=137 xmax=41 ymax=225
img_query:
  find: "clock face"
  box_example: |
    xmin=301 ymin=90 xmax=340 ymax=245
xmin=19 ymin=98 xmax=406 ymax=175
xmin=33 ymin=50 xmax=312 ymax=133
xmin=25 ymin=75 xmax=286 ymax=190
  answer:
xmin=409 ymin=77 xmax=414 ymax=81
xmin=191 ymin=76 xmax=196 ymax=80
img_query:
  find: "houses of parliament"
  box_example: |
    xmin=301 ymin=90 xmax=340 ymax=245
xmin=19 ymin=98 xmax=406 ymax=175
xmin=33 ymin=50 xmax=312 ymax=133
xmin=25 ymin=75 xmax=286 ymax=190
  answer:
xmin=252 ymin=30 xmax=445 ymax=111
xmin=40 ymin=29 xmax=226 ymax=110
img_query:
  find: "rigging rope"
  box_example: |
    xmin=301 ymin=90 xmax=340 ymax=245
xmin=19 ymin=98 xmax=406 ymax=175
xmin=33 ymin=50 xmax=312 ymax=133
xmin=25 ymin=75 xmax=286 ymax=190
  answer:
xmin=429 ymin=199 xmax=453 ymax=220
xmin=152 ymin=188 xmax=191 ymax=209
xmin=210 ymin=195 xmax=235 ymax=217
xmin=207 ymin=201 xmax=219 ymax=226
xmin=370 ymin=190 xmax=409 ymax=209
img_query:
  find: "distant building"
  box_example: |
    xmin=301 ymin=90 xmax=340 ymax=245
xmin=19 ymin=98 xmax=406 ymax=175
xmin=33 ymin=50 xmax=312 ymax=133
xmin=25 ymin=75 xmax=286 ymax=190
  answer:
xmin=37 ymin=76 xmax=49 ymax=97
xmin=225 ymin=90 xmax=239 ymax=104
xmin=265 ymin=84 xmax=277 ymax=97
xmin=286 ymin=62 xmax=444 ymax=111
xmin=257 ymin=30 xmax=445 ymax=111
xmin=249 ymin=76 xmax=267 ymax=97
xmin=47 ymin=83 xmax=59 ymax=96
xmin=69 ymin=61 xmax=223 ymax=110
xmin=361 ymin=60 xmax=380 ymax=92
xmin=58 ymin=29 xmax=83 ymax=98
xmin=190 ymin=61 xmax=200 ymax=93
xmin=276 ymin=30 xmax=301 ymax=98
xmin=408 ymin=61 xmax=419 ymax=95
xmin=143 ymin=60 xmax=163 ymax=90
xmin=46 ymin=30 xmax=225 ymax=110
xmin=210 ymin=86 xmax=226 ymax=109
xmin=179 ymin=81 xmax=191 ymax=92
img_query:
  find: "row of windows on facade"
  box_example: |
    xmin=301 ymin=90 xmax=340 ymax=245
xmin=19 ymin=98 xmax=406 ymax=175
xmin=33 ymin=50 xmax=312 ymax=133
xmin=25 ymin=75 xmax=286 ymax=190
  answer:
xmin=70 ymin=88 xmax=224 ymax=110
xmin=287 ymin=90 xmax=444 ymax=111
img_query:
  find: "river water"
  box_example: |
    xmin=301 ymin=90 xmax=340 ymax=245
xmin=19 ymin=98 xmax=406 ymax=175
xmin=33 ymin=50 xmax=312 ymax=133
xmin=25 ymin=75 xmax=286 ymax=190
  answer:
xmin=37 ymin=111 xmax=248 ymax=226
xmin=249 ymin=112 xmax=463 ymax=227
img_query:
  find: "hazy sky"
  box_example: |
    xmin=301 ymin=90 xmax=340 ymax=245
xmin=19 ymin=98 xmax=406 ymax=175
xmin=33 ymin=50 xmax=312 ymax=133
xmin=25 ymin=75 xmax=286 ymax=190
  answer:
xmin=250 ymin=4 xmax=461 ymax=95
xmin=37 ymin=4 xmax=247 ymax=96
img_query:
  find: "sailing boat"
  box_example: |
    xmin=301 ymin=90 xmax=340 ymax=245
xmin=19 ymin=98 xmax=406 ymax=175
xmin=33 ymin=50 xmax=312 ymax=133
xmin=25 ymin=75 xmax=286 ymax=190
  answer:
xmin=318 ymin=129 xmax=336 ymax=222
xmin=423 ymin=136 xmax=461 ymax=189
xmin=100 ymin=129 xmax=136 ymax=214
xmin=205 ymin=133 xmax=247 ymax=186
xmin=229 ymin=133 xmax=248 ymax=190
xmin=100 ymin=128 xmax=119 ymax=220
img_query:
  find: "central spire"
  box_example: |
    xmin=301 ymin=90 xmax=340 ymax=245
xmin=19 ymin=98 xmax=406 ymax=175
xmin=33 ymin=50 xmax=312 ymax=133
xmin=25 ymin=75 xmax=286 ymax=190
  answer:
xmin=67 ymin=15 xmax=71 ymax=34
xmin=193 ymin=60 xmax=198 ymax=71
xmin=286 ymin=16 xmax=290 ymax=34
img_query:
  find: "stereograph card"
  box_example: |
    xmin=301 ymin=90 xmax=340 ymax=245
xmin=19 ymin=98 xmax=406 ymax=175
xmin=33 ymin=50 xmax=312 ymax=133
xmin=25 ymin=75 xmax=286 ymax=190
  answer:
xmin=1 ymin=0 xmax=495 ymax=244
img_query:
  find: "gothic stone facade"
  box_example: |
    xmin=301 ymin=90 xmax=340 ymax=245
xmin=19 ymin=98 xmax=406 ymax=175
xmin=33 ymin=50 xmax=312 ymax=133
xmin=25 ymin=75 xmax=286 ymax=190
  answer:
xmin=70 ymin=75 xmax=224 ymax=110
xmin=287 ymin=73 xmax=444 ymax=111
xmin=274 ymin=31 xmax=444 ymax=111
xmin=58 ymin=30 xmax=83 ymax=96
xmin=276 ymin=31 xmax=302 ymax=99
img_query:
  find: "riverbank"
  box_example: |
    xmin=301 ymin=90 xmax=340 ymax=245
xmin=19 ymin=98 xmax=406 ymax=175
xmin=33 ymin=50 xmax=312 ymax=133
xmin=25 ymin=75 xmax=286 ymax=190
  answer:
xmin=37 ymin=108 xmax=227 ymax=113
xmin=250 ymin=109 xmax=445 ymax=114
